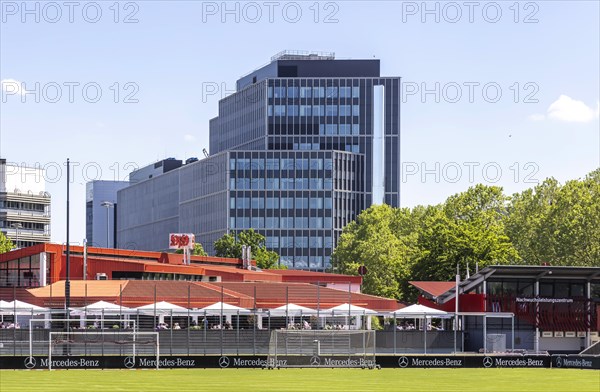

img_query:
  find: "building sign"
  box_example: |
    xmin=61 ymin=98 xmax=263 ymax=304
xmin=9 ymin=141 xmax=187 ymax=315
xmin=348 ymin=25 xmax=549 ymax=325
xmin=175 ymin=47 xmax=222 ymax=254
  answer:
xmin=169 ymin=233 xmax=195 ymax=250
xmin=515 ymin=297 xmax=574 ymax=304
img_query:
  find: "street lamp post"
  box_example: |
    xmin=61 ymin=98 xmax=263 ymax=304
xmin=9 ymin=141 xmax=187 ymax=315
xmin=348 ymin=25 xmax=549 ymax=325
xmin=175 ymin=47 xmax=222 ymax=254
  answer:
xmin=100 ymin=201 xmax=114 ymax=248
xmin=10 ymin=223 xmax=22 ymax=249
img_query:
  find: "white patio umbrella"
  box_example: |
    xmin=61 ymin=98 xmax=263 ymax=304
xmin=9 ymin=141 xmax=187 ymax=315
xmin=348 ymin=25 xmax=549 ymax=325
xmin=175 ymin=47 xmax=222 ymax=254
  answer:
xmin=3 ymin=300 xmax=48 ymax=315
xmin=326 ymin=303 xmax=377 ymax=316
xmin=70 ymin=300 xmax=131 ymax=316
xmin=390 ymin=304 xmax=449 ymax=317
xmin=269 ymin=303 xmax=317 ymax=316
xmin=199 ymin=302 xmax=250 ymax=315
xmin=134 ymin=301 xmax=189 ymax=316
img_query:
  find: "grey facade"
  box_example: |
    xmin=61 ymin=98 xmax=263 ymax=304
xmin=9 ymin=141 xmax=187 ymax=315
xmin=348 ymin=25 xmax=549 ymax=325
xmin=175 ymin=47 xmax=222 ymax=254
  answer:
xmin=118 ymin=51 xmax=401 ymax=269
xmin=85 ymin=180 xmax=130 ymax=248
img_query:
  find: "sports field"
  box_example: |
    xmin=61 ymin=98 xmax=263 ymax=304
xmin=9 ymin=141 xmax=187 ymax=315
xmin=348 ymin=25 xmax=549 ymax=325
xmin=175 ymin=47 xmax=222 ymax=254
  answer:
xmin=1 ymin=368 xmax=598 ymax=392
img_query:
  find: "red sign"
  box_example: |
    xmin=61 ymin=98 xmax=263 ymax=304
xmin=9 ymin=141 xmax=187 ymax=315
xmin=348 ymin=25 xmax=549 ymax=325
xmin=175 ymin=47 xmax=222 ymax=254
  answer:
xmin=169 ymin=233 xmax=195 ymax=250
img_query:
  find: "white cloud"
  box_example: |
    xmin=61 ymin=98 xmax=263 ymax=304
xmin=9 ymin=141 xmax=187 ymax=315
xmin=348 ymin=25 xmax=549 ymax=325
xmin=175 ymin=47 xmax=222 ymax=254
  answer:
xmin=183 ymin=134 xmax=196 ymax=142
xmin=1 ymin=79 xmax=24 ymax=95
xmin=528 ymin=113 xmax=545 ymax=121
xmin=547 ymin=95 xmax=599 ymax=123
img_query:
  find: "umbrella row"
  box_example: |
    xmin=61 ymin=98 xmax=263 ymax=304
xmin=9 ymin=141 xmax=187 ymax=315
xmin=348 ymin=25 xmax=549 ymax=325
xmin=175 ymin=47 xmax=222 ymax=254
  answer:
xmin=1 ymin=300 xmax=451 ymax=318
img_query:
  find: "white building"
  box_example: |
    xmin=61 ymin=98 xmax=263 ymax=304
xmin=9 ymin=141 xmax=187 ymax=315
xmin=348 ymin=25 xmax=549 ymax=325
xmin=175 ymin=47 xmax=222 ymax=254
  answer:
xmin=0 ymin=159 xmax=51 ymax=247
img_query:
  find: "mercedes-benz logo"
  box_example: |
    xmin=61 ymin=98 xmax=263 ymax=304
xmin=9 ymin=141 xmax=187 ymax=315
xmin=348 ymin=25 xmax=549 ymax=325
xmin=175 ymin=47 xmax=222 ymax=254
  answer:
xmin=218 ymin=356 xmax=230 ymax=368
xmin=555 ymin=356 xmax=563 ymax=368
xmin=124 ymin=356 xmax=135 ymax=369
xmin=310 ymin=356 xmax=321 ymax=366
xmin=24 ymin=356 xmax=36 ymax=369
xmin=398 ymin=356 xmax=409 ymax=368
xmin=483 ymin=357 xmax=493 ymax=368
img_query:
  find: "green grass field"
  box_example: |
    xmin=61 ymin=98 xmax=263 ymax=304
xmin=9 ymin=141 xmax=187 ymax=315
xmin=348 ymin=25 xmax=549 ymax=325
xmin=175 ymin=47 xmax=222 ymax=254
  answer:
xmin=1 ymin=368 xmax=598 ymax=392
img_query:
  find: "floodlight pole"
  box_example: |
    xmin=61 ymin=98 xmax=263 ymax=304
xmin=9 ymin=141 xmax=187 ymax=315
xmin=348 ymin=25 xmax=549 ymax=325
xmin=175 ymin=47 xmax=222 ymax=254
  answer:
xmin=64 ymin=158 xmax=71 ymax=355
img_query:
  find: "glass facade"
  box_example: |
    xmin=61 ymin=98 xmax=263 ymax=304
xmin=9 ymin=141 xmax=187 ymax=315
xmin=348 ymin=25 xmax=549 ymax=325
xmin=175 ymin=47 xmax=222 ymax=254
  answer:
xmin=118 ymin=56 xmax=401 ymax=270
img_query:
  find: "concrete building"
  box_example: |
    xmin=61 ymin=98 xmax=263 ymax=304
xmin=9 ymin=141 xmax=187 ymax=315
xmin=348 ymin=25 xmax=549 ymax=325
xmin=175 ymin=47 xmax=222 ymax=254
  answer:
xmin=118 ymin=51 xmax=401 ymax=270
xmin=0 ymin=159 xmax=51 ymax=248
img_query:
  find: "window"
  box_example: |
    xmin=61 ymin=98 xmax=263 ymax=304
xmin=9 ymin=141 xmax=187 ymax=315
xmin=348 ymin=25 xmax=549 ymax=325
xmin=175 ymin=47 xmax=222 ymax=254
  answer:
xmin=313 ymin=87 xmax=325 ymax=98
xmin=339 ymin=124 xmax=351 ymax=135
xmin=236 ymin=158 xmax=250 ymax=170
xmin=325 ymin=124 xmax=337 ymax=135
xmin=352 ymin=124 xmax=360 ymax=135
xmin=281 ymin=158 xmax=295 ymax=170
xmin=268 ymin=86 xmax=273 ymax=98
xmin=296 ymin=178 xmax=309 ymax=189
xmin=268 ymin=105 xmax=273 ymax=116
xmin=288 ymin=104 xmax=299 ymax=116
xmin=252 ymin=217 xmax=264 ymax=228
xmin=310 ymin=158 xmax=323 ymax=170
xmin=326 ymin=105 xmax=338 ymax=116
xmin=265 ymin=178 xmax=279 ymax=189
xmin=339 ymin=105 xmax=352 ymax=116
xmin=324 ymin=217 xmax=332 ymax=228
xmin=266 ymin=236 xmax=279 ymax=249
xmin=266 ymin=197 xmax=279 ymax=209
xmin=309 ymin=178 xmax=323 ymax=189
xmin=295 ymin=236 xmax=308 ymax=248
xmin=324 ymin=198 xmax=332 ymax=209
xmin=352 ymin=105 xmax=360 ymax=116
xmin=295 ymin=197 xmax=308 ymax=209
xmin=230 ymin=217 xmax=236 ymax=228
xmin=251 ymin=197 xmax=264 ymax=209
xmin=281 ymin=197 xmax=294 ymax=208
xmin=282 ymin=236 xmax=294 ymax=248
xmin=300 ymin=105 xmax=312 ymax=116
xmin=251 ymin=158 xmax=265 ymax=170
xmin=339 ymin=87 xmax=352 ymax=98
xmin=310 ymin=217 xmax=323 ymax=228
xmin=266 ymin=158 xmax=279 ymax=170
xmin=273 ymin=86 xmax=286 ymax=98
xmin=310 ymin=236 xmax=323 ymax=248
xmin=297 ymin=159 xmax=309 ymax=170
xmin=296 ymin=217 xmax=308 ymax=228
xmin=281 ymin=178 xmax=294 ymax=189
xmin=326 ymin=87 xmax=338 ymax=98
xmin=312 ymin=105 xmax=324 ymax=116
xmin=300 ymin=87 xmax=312 ymax=98
xmin=230 ymin=198 xmax=235 ymax=209
xmin=266 ymin=217 xmax=279 ymax=229
xmin=281 ymin=217 xmax=294 ymax=228
xmin=238 ymin=197 xmax=250 ymax=208
xmin=251 ymin=178 xmax=264 ymax=190
xmin=324 ymin=236 xmax=333 ymax=248
xmin=310 ymin=197 xmax=323 ymax=209
xmin=352 ymin=86 xmax=360 ymax=98
xmin=274 ymin=105 xmax=286 ymax=116
xmin=229 ymin=159 xmax=236 ymax=170
xmin=287 ymin=86 xmax=299 ymax=98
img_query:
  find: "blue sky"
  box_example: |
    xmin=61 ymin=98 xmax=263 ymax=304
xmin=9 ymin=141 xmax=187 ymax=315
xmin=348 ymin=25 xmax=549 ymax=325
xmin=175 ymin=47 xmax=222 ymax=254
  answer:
xmin=1 ymin=0 xmax=599 ymax=244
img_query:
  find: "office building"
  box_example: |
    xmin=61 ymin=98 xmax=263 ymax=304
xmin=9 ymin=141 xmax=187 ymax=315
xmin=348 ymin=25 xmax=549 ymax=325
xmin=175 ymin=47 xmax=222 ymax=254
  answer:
xmin=86 ymin=180 xmax=130 ymax=248
xmin=118 ymin=51 xmax=401 ymax=270
xmin=0 ymin=159 xmax=51 ymax=248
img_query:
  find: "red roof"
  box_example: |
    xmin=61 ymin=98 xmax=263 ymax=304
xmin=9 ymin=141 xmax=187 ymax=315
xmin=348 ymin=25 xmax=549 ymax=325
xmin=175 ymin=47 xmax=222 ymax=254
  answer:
xmin=267 ymin=269 xmax=362 ymax=284
xmin=409 ymin=281 xmax=456 ymax=298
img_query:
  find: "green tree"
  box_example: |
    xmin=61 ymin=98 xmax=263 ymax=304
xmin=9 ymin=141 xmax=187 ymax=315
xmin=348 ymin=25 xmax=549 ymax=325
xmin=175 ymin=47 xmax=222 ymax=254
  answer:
xmin=506 ymin=170 xmax=600 ymax=266
xmin=214 ymin=229 xmax=284 ymax=269
xmin=175 ymin=243 xmax=208 ymax=256
xmin=0 ymin=232 xmax=14 ymax=254
xmin=333 ymin=204 xmax=417 ymax=300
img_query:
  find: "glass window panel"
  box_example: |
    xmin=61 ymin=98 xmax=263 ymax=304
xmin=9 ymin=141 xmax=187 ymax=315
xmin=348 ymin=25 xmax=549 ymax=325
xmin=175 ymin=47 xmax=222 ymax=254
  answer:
xmin=326 ymin=87 xmax=338 ymax=98
xmin=324 ymin=217 xmax=332 ymax=228
xmin=266 ymin=158 xmax=279 ymax=170
xmin=251 ymin=178 xmax=264 ymax=189
xmin=326 ymin=105 xmax=338 ymax=116
xmin=313 ymin=105 xmax=324 ymax=116
xmin=310 ymin=197 xmax=323 ymax=209
xmin=339 ymin=105 xmax=351 ymax=116
xmin=310 ymin=217 xmax=323 ymax=228
xmin=288 ymin=104 xmax=299 ymax=116
xmin=268 ymin=86 xmax=273 ymax=98
xmin=274 ymin=105 xmax=286 ymax=116
xmin=313 ymin=87 xmax=325 ymax=98
xmin=352 ymin=124 xmax=360 ymax=135
xmin=230 ymin=217 xmax=235 ymax=228
xmin=297 ymin=158 xmax=309 ymax=169
xmin=310 ymin=158 xmax=323 ymax=170
xmin=300 ymin=105 xmax=312 ymax=116
xmin=273 ymin=86 xmax=286 ymax=98
xmin=281 ymin=158 xmax=295 ymax=169
xmin=325 ymin=124 xmax=337 ymax=135
xmin=310 ymin=236 xmax=323 ymax=248
xmin=295 ymin=197 xmax=308 ymax=209
xmin=300 ymin=87 xmax=312 ymax=98
xmin=229 ymin=159 xmax=236 ymax=170
xmin=230 ymin=197 xmax=235 ymax=209
xmin=324 ymin=198 xmax=332 ymax=209
xmin=309 ymin=178 xmax=323 ymax=189
xmin=251 ymin=197 xmax=264 ymax=209
xmin=266 ymin=178 xmax=279 ymax=189
xmin=339 ymin=124 xmax=351 ymax=135
xmin=252 ymin=158 xmax=265 ymax=170
xmin=266 ymin=197 xmax=279 ymax=209
xmin=268 ymin=105 xmax=273 ymax=116
xmin=352 ymin=86 xmax=360 ymax=98
xmin=230 ymin=178 xmax=236 ymax=189
xmin=281 ymin=197 xmax=294 ymax=208
xmin=287 ymin=87 xmax=299 ymax=98
xmin=352 ymin=105 xmax=360 ymax=116
xmin=339 ymin=87 xmax=352 ymax=98
xmin=266 ymin=217 xmax=279 ymax=229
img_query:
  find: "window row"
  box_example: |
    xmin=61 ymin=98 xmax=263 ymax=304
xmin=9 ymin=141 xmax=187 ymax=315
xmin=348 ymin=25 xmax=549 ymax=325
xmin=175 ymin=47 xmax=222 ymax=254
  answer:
xmin=231 ymin=196 xmax=333 ymax=210
xmin=230 ymin=216 xmax=333 ymax=229
xmin=269 ymin=86 xmax=360 ymax=99
xmin=230 ymin=178 xmax=333 ymax=190
xmin=269 ymin=104 xmax=360 ymax=117
xmin=230 ymin=157 xmax=332 ymax=171
xmin=265 ymin=235 xmax=334 ymax=249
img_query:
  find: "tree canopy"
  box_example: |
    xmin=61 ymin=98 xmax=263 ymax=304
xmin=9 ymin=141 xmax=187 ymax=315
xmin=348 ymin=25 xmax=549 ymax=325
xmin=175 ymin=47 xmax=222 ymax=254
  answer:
xmin=0 ymin=232 xmax=14 ymax=254
xmin=214 ymin=229 xmax=284 ymax=270
xmin=333 ymin=170 xmax=599 ymax=301
xmin=175 ymin=243 xmax=207 ymax=256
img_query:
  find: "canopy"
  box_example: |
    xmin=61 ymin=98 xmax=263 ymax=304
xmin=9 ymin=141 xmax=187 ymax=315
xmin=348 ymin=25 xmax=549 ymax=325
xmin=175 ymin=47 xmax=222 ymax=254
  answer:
xmin=325 ymin=303 xmax=377 ymax=316
xmin=269 ymin=303 xmax=317 ymax=316
xmin=198 ymin=302 xmax=250 ymax=315
xmin=390 ymin=304 xmax=449 ymax=317
xmin=134 ymin=301 xmax=189 ymax=316
xmin=0 ymin=300 xmax=49 ymax=315
xmin=71 ymin=300 xmax=131 ymax=316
